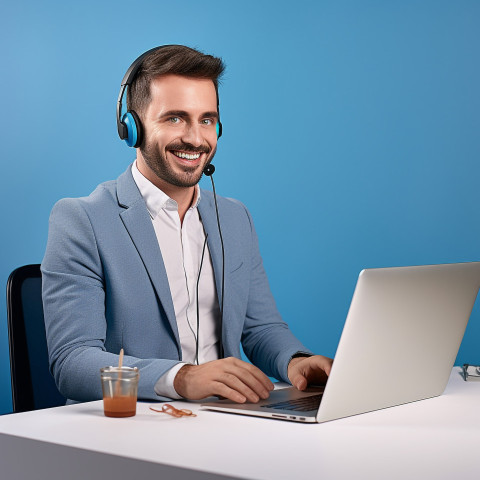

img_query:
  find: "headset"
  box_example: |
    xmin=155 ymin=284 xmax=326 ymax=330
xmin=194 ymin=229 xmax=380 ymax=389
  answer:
xmin=117 ymin=45 xmax=223 ymax=148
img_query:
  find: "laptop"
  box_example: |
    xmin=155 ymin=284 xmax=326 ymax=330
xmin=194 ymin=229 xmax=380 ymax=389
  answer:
xmin=201 ymin=262 xmax=480 ymax=423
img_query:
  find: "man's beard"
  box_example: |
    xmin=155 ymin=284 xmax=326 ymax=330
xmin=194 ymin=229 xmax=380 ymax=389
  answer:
xmin=140 ymin=139 xmax=216 ymax=188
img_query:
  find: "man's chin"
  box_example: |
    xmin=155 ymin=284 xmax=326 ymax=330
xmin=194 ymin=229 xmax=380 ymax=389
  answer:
xmin=166 ymin=168 xmax=205 ymax=188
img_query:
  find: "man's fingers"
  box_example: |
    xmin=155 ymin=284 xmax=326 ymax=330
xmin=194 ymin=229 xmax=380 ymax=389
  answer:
xmin=290 ymin=372 xmax=307 ymax=391
xmin=229 ymin=358 xmax=274 ymax=392
xmin=288 ymin=355 xmax=334 ymax=390
xmin=305 ymin=356 xmax=333 ymax=378
xmin=299 ymin=356 xmax=333 ymax=386
xmin=225 ymin=366 xmax=271 ymax=400
xmin=219 ymin=372 xmax=265 ymax=402
xmin=212 ymin=381 xmax=247 ymax=403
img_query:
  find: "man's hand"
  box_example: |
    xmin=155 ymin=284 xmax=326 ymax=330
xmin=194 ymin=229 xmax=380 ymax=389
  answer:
xmin=173 ymin=357 xmax=274 ymax=403
xmin=288 ymin=355 xmax=333 ymax=391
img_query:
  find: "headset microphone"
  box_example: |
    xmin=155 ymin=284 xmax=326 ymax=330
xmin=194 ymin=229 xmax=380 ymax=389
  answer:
xmin=203 ymin=164 xmax=215 ymax=176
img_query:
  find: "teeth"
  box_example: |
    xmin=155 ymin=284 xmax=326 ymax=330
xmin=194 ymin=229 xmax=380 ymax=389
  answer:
xmin=173 ymin=151 xmax=201 ymax=160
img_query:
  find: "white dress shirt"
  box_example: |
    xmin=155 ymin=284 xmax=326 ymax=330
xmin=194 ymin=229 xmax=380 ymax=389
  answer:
xmin=131 ymin=162 xmax=221 ymax=399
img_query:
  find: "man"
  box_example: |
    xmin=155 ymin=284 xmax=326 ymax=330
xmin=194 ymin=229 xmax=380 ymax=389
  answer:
xmin=42 ymin=45 xmax=332 ymax=404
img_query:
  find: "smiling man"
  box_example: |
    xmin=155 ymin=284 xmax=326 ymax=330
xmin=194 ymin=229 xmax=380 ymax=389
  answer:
xmin=136 ymin=74 xmax=218 ymax=220
xmin=41 ymin=45 xmax=332 ymax=404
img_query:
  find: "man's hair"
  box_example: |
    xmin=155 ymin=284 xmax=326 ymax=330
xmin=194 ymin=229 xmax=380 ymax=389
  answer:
xmin=126 ymin=45 xmax=225 ymax=119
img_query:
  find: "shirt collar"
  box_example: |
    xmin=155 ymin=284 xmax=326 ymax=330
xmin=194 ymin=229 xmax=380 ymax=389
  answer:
xmin=131 ymin=160 xmax=201 ymax=219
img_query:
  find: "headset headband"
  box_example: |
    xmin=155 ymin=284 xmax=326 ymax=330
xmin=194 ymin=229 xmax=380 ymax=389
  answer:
xmin=117 ymin=46 xmax=170 ymax=140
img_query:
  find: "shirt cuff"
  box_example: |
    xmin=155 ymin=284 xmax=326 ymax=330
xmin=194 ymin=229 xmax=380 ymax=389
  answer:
xmin=154 ymin=363 xmax=188 ymax=400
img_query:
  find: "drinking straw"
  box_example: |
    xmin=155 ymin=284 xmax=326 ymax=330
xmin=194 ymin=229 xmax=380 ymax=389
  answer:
xmin=115 ymin=348 xmax=124 ymax=396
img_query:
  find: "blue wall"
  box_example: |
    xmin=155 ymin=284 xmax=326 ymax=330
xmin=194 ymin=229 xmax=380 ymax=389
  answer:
xmin=1 ymin=0 xmax=479 ymax=414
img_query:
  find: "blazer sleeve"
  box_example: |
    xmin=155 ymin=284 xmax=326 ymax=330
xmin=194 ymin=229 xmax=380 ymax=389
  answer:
xmin=238 ymin=204 xmax=313 ymax=382
xmin=41 ymin=198 xmax=182 ymax=402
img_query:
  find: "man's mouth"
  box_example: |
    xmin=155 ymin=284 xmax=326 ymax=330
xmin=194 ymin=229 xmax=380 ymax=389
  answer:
xmin=171 ymin=150 xmax=202 ymax=161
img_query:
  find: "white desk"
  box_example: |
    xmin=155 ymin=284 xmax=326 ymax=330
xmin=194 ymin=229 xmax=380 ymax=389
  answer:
xmin=0 ymin=368 xmax=478 ymax=480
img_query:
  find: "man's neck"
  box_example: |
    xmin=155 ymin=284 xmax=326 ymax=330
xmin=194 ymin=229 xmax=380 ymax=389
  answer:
xmin=135 ymin=158 xmax=196 ymax=224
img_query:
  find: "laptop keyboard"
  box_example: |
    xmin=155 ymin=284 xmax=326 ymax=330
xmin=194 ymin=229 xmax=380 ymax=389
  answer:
xmin=261 ymin=393 xmax=323 ymax=412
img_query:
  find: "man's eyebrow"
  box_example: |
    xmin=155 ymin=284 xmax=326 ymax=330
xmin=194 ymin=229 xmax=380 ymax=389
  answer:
xmin=158 ymin=110 xmax=188 ymax=119
xmin=201 ymin=111 xmax=219 ymax=120
xmin=158 ymin=110 xmax=218 ymax=120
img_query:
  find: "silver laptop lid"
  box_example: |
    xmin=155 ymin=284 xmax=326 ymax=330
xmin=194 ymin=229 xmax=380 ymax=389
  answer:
xmin=317 ymin=262 xmax=480 ymax=423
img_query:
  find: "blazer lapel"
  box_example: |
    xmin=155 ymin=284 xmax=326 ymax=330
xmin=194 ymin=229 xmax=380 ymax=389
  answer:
xmin=116 ymin=166 xmax=181 ymax=350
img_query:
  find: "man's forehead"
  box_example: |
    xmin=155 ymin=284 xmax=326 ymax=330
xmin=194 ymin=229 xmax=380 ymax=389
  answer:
xmin=148 ymin=74 xmax=217 ymax=108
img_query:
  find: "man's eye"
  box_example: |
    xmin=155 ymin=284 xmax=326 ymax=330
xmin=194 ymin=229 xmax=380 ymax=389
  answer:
xmin=169 ymin=117 xmax=180 ymax=124
xmin=202 ymin=119 xmax=213 ymax=126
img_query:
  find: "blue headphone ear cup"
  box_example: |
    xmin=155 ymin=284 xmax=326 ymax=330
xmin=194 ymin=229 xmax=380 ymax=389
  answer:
xmin=121 ymin=111 xmax=143 ymax=148
xmin=216 ymin=120 xmax=223 ymax=139
xmin=130 ymin=110 xmax=143 ymax=147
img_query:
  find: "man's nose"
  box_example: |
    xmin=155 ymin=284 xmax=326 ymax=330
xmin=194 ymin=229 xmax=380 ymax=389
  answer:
xmin=181 ymin=123 xmax=203 ymax=147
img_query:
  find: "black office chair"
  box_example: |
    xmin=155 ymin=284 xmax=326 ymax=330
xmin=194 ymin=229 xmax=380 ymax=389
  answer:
xmin=6 ymin=264 xmax=66 ymax=413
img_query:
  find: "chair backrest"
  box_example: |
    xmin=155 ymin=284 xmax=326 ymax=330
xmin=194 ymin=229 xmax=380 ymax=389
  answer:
xmin=6 ymin=264 xmax=66 ymax=413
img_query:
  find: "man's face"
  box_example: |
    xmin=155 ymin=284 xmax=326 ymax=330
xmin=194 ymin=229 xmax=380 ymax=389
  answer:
xmin=139 ymin=74 xmax=219 ymax=188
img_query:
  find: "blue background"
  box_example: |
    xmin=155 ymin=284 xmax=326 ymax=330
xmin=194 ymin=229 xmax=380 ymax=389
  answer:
xmin=1 ymin=0 xmax=479 ymax=415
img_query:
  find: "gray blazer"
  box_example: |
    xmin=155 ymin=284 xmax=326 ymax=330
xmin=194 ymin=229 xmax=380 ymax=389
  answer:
xmin=41 ymin=165 xmax=311 ymax=401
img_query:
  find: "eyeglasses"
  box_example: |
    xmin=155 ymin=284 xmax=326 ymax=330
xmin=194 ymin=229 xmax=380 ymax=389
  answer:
xmin=462 ymin=364 xmax=480 ymax=381
xmin=150 ymin=404 xmax=197 ymax=418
